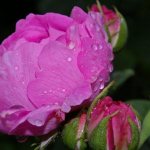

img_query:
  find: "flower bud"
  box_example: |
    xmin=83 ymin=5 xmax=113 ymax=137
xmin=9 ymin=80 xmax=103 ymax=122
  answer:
xmin=91 ymin=3 xmax=128 ymax=51
xmin=88 ymin=96 xmax=140 ymax=150
xmin=62 ymin=113 xmax=87 ymax=150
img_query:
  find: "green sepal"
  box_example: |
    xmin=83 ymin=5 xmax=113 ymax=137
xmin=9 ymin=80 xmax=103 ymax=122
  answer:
xmin=128 ymin=118 xmax=140 ymax=150
xmin=62 ymin=117 xmax=87 ymax=150
xmin=76 ymin=135 xmax=87 ymax=150
xmin=62 ymin=118 xmax=79 ymax=149
xmin=112 ymin=8 xmax=128 ymax=52
xmin=89 ymin=116 xmax=110 ymax=150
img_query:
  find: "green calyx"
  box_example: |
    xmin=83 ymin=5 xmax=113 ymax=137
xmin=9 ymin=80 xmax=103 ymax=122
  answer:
xmin=62 ymin=118 xmax=79 ymax=149
xmin=112 ymin=8 xmax=128 ymax=52
xmin=62 ymin=117 xmax=87 ymax=150
xmin=89 ymin=116 xmax=110 ymax=150
xmin=128 ymin=118 xmax=140 ymax=150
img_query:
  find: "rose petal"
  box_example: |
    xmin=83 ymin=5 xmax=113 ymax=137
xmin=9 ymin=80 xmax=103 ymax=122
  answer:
xmin=0 ymin=41 xmax=49 ymax=110
xmin=71 ymin=6 xmax=87 ymax=23
xmin=28 ymin=41 xmax=92 ymax=112
xmin=0 ymin=105 xmax=65 ymax=136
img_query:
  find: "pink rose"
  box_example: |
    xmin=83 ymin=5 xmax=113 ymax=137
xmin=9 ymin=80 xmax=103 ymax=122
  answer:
xmin=0 ymin=7 xmax=113 ymax=136
xmin=88 ymin=97 xmax=140 ymax=150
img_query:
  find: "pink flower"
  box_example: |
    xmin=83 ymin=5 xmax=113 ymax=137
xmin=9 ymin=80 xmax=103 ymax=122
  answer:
xmin=88 ymin=97 xmax=140 ymax=150
xmin=0 ymin=7 xmax=113 ymax=136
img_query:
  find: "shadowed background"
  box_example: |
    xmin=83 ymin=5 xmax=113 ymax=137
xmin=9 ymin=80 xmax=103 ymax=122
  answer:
xmin=0 ymin=0 xmax=150 ymax=149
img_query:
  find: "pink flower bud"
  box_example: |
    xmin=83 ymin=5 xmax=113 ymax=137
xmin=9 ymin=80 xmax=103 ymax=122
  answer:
xmin=88 ymin=96 xmax=140 ymax=150
xmin=91 ymin=3 xmax=128 ymax=51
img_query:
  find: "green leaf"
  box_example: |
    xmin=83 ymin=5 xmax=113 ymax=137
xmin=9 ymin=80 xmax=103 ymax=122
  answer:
xmin=126 ymin=100 xmax=150 ymax=122
xmin=139 ymin=111 xmax=150 ymax=148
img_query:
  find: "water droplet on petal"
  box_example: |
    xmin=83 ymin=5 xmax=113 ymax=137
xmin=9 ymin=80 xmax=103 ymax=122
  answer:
xmin=70 ymin=25 xmax=76 ymax=31
xmin=43 ymin=90 xmax=48 ymax=94
xmin=15 ymin=66 xmax=19 ymax=70
xmin=67 ymin=57 xmax=72 ymax=62
xmin=49 ymin=89 xmax=52 ymax=93
xmin=92 ymin=44 xmax=98 ymax=51
xmin=99 ymin=83 xmax=104 ymax=90
xmin=22 ymin=81 xmax=25 ymax=85
xmin=62 ymin=89 xmax=66 ymax=92
xmin=68 ymin=42 xmax=75 ymax=49
xmin=35 ymin=120 xmax=43 ymax=126
xmin=109 ymin=64 xmax=113 ymax=72
xmin=109 ymin=52 xmax=114 ymax=61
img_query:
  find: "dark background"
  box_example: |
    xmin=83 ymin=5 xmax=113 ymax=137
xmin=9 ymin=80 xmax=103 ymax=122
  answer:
xmin=0 ymin=0 xmax=150 ymax=149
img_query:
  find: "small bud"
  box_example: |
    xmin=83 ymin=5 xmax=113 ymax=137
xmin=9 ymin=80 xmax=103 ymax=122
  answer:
xmin=91 ymin=3 xmax=128 ymax=51
xmin=88 ymin=96 xmax=140 ymax=150
xmin=62 ymin=113 xmax=87 ymax=150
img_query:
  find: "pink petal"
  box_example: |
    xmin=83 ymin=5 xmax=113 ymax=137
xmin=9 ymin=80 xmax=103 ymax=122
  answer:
xmin=71 ymin=6 xmax=87 ymax=23
xmin=88 ymin=96 xmax=112 ymax=135
xmin=77 ymin=37 xmax=112 ymax=83
xmin=0 ymin=41 xmax=48 ymax=110
xmin=2 ymin=13 xmax=73 ymax=49
xmin=0 ymin=105 xmax=65 ymax=136
xmin=28 ymin=41 xmax=92 ymax=112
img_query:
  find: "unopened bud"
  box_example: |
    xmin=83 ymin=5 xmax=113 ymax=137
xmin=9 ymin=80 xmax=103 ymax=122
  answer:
xmin=62 ymin=113 xmax=87 ymax=150
xmin=88 ymin=96 xmax=140 ymax=150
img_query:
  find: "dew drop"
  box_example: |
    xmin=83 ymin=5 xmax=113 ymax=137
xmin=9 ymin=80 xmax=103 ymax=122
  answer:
xmin=43 ymin=90 xmax=48 ymax=94
xmin=109 ymin=53 xmax=114 ymax=61
xmin=68 ymin=41 xmax=75 ymax=49
xmin=35 ymin=120 xmax=43 ymax=126
xmin=91 ymin=44 xmax=98 ymax=51
xmin=49 ymin=89 xmax=52 ymax=93
xmin=99 ymin=83 xmax=104 ymax=90
xmin=70 ymin=25 xmax=76 ymax=31
xmin=14 ymin=66 xmax=19 ymax=70
xmin=104 ymin=105 xmax=108 ymax=110
xmin=67 ymin=57 xmax=72 ymax=62
xmin=109 ymin=65 xmax=113 ymax=72
xmin=62 ymin=89 xmax=66 ymax=92
xmin=54 ymin=102 xmax=59 ymax=105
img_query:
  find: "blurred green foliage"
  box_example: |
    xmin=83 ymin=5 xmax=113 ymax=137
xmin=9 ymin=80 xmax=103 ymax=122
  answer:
xmin=0 ymin=0 xmax=150 ymax=149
